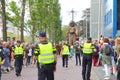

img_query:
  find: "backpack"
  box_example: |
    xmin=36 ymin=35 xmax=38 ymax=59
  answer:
xmin=74 ymin=44 xmax=79 ymax=50
xmin=104 ymin=45 xmax=111 ymax=55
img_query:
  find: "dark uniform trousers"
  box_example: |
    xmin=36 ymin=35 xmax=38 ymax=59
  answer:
xmin=0 ymin=67 xmax=1 ymax=80
xmin=62 ymin=55 xmax=68 ymax=67
xmin=38 ymin=63 xmax=55 ymax=80
xmin=82 ymin=54 xmax=92 ymax=80
xmin=117 ymin=59 xmax=120 ymax=80
xmin=14 ymin=55 xmax=23 ymax=75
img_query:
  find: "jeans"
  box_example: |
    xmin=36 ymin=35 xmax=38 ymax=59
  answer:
xmin=27 ymin=56 xmax=32 ymax=64
xmin=75 ymin=53 xmax=81 ymax=65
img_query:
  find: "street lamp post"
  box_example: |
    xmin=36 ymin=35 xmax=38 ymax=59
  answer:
xmin=70 ymin=9 xmax=75 ymax=21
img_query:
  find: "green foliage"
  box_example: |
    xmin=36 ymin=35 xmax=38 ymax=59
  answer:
xmin=3 ymin=0 xmax=62 ymax=43
xmin=6 ymin=1 xmax=21 ymax=28
xmin=27 ymin=0 xmax=62 ymax=43
xmin=61 ymin=25 xmax=67 ymax=40
xmin=9 ymin=1 xmax=20 ymax=15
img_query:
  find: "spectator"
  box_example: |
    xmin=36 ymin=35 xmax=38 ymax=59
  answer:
xmin=74 ymin=41 xmax=81 ymax=66
xmin=2 ymin=42 xmax=10 ymax=72
xmin=92 ymin=40 xmax=99 ymax=66
xmin=100 ymin=38 xmax=113 ymax=79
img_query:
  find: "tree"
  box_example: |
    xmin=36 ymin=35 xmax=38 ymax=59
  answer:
xmin=26 ymin=0 xmax=62 ymax=43
xmin=20 ymin=0 xmax=26 ymax=42
xmin=6 ymin=0 xmax=26 ymax=42
xmin=0 ymin=0 xmax=7 ymax=41
xmin=46 ymin=0 xmax=62 ymax=42
xmin=61 ymin=25 xmax=67 ymax=41
xmin=26 ymin=0 xmax=42 ymax=43
xmin=6 ymin=1 xmax=21 ymax=40
xmin=5 ymin=0 xmax=62 ymax=43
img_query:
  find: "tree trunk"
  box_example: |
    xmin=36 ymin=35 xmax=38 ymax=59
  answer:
xmin=1 ymin=0 xmax=7 ymax=41
xmin=32 ymin=23 xmax=35 ymax=43
xmin=20 ymin=0 xmax=26 ymax=42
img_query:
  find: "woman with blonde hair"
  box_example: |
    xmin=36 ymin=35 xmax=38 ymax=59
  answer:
xmin=115 ymin=37 xmax=120 ymax=58
xmin=115 ymin=36 xmax=120 ymax=80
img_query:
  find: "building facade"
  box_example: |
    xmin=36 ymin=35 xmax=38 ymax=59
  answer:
xmin=0 ymin=15 xmax=19 ymax=40
xmin=82 ymin=8 xmax=90 ymax=39
xmin=90 ymin=0 xmax=104 ymax=40
xmin=103 ymin=0 xmax=117 ymax=38
xmin=90 ymin=0 xmax=120 ymax=39
xmin=116 ymin=0 xmax=120 ymax=35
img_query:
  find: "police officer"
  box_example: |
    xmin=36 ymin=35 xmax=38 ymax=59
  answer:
xmin=34 ymin=32 xmax=57 ymax=80
xmin=0 ymin=45 xmax=5 ymax=80
xmin=81 ymin=37 xmax=95 ymax=80
xmin=12 ymin=40 xmax=25 ymax=76
xmin=60 ymin=42 xmax=70 ymax=68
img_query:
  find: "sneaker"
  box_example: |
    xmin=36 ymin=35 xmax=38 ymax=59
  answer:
xmin=104 ymin=76 xmax=110 ymax=79
xmin=6 ymin=69 xmax=10 ymax=72
xmin=66 ymin=65 xmax=68 ymax=68
xmin=3 ymin=70 xmax=7 ymax=73
xmin=16 ymin=73 xmax=21 ymax=77
xmin=102 ymin=68 xmax=105 ymax=71
xmin=111 ymin=72 xmax=113 ymax=75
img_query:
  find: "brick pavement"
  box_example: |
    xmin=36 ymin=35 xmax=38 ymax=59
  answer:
xmin=2 ymin=56 xmax=102 ymax=80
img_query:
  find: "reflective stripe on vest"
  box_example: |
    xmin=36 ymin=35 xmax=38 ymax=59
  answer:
xmin=82 ymin=43 xmax=94 ymax=54
xmin=14 ymin=46 xmax=24 ymax=55
xmin=38 ymin=42 xmax=54 ymax=64
xmin=0 ymin=57 xmax=2 ymax=62
xmin=0 ymin=49 xmax=2 ymax=62
xmin=62 ymin=45 xmax=70 ymax=55
xmin=0 ymin=49 xmax=2 ymax=52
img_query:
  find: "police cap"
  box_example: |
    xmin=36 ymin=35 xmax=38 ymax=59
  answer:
xmin=17 ymin=40 xmax=21 ymax=43
xmin=87 ymin=37 xmax=92 ymax=41
xmin=39 ymin=32 xmax=46 ymax=37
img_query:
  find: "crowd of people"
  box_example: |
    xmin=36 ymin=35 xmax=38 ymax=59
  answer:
xmin=55 ymin=35 xmax=120 ymax=80
xmin=0 ymin=34 xmax=120 ymax=80
xmin=0 ymin=40 xmax=36 ymax=73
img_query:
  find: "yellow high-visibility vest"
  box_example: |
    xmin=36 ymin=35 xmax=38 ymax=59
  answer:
xmin=38 ymin=42 xmax=54 ymax=64
xmin=13 ymin=46 xmax=24 ymax=55
xmin=0 ymin=49 xmax=2 ymax=62
xmin=62 ymin=45 xmax=70 ymax=55
xmin=0 ymin=57 xmax=2 ymax=62
xmin=82 ymin=43 xmax=94 ymax=54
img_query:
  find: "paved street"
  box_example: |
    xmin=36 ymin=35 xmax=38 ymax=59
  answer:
xmin=1 ymin=55 xmax=116 ymax=80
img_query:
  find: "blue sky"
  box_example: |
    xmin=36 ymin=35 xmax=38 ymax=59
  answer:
xmin=59 ymin=0 xmax=90 ymax=25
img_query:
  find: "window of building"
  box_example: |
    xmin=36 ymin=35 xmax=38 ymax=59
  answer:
xmin=104 ymin=9 xmax=112 ymax=27
xmin=117 ymin=0 xmax=120 ymax=30
xmin=104 ymin=0 xmax=108 ymax=4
